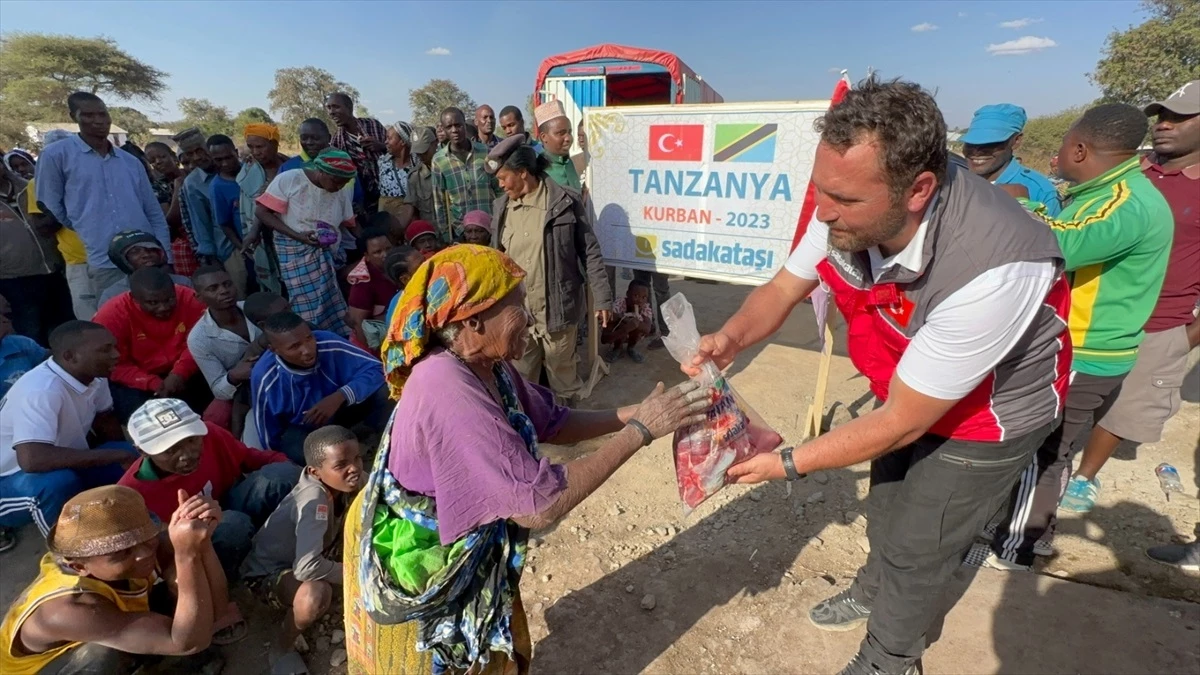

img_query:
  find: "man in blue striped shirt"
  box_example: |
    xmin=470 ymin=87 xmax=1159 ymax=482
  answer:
xmin=35 ymin=92 xmax=173 ymax=293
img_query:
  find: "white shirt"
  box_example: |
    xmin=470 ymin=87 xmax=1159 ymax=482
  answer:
xmin=188 ymin=302 xmax=260 ymax=401
xmin=0 ymin=360 xmax=113 ymax=477
xmin=784 ymin=215 xmax=1057 ymax=401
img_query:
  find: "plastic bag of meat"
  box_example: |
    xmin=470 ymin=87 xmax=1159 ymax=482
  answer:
xmin=660 ymin=293 xmax=783 ymax=513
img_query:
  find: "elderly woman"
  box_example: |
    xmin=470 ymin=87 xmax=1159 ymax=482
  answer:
xmin=343 ymin=245 xmax=709 ymax=675
xmin=254 ymin=148 xmax=358 ymax=337
xmin=485 ymin=133 xmax=612 ymax=404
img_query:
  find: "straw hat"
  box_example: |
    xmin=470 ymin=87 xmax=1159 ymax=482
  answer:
xmin=48 ymin=486 xmax=160 ymax=558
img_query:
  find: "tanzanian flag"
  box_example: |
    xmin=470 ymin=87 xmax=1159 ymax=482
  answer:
xmin=713 ymin=123 xmax=778 ymax=163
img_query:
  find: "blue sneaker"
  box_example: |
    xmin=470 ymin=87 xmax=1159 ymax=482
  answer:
xmin=1059 ymin=475 xmax=1100 ymax=513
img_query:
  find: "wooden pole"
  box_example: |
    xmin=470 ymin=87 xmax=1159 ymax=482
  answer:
xmin=577 ymin=286 xmax=608 ymax=401
xmin=802 ymin=316 xmax=835 ymax=440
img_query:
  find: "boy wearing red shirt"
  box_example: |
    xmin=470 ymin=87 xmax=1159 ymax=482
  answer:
xmin=119 ymin=397 xmax=301 ymax=577
xmin=92 ymin=267 xmax=210 ymax=421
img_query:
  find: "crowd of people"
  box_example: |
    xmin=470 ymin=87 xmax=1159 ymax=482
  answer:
xmin=0 ymin=71 xmax=1194 ymax=675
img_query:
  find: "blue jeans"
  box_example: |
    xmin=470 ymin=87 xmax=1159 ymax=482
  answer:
xmin=277 ymin=385 xmax=393 ymax=464
xmin=210 ymin=462 xmax=301 ymax=578
xmin=0 ymin=441 xmax=137 ymax=536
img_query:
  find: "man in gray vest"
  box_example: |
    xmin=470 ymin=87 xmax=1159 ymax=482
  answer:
xmin=686 ymin=77 xmax=1071 ymax=675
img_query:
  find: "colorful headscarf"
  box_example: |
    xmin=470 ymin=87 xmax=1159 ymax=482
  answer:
xmin=390 ymin=121 xmax=414 ymax=146
xmin=381 ymin=245 xmax=525 ymax=398
xmin=243 ymin=123 xmax=280 ymax=142
xmin=308 ymin=148 xmax=357 ymax=179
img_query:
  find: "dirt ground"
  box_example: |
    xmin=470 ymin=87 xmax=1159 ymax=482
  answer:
xmin=2 ymin=278 xmax=1197 ymax=674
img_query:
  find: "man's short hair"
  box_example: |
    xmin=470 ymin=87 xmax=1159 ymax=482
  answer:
xmin=262 ymin=310 xmax=305 ymax=335
xmin=129 ymin=267 xmax=173 ymax=294
xmin=814 ymin=75 xmax=948 ymax=201
xmin=325 ymin=92 xmax=353 ymax=108
xmin=244 ymin=292 xmax=288 ymax=324
xmin=440 ymin=107 xmax=465 ymax=122
xmin=191 ymin=264 xmax=227 ymax=283
xmin=299 ymin=118 xmax=330 ymax=134
xmin=206 ymin=134 xmax=235 ymax=149
xmin=1072 ymin=103 xmax=1149 ymax=153
xmin=498 ymin=105 xmax=523 ymax=121
xmin=48 ymin=320 xmax=107 ymax=355
xmin=67 ymin=91 xmax=104 ymax=119
xmin=302 ymin=425 xmax=357 ymax=468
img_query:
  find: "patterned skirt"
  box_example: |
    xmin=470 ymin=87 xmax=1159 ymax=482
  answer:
xmin=274 ymin=235 xmax=350 ymax=337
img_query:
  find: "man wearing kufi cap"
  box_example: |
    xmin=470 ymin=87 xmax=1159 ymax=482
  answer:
xmin=961 ymin=103 xmax=1061 ymax=215
xmin=0 ymin=485 xmax=226 ymax=674
xmin=1072 ymin=81 xmax=1200 ymax=570
xmin=431 ymin=107 xmax=501 ymax=243
xmin=534 ymin=99 xmax=582 ymax=191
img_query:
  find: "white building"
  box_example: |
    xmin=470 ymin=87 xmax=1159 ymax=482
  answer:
xmin=25 ymin=122 xmax=128 ymax=148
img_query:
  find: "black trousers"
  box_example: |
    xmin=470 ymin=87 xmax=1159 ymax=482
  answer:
xmin=0 ymin=272 xmax=74 ymax=346
xmin=849 ymin=423 xmax=1052 ymax=672
xmin=990 ymin=371 xmax=1126 ymax=565
xmin=109 ymin=375 xmax=214 ymax=424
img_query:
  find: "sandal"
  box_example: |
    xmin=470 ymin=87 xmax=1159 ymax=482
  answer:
xmin=269 ymin=650 xmax=310 ymax=675
xmin=211 ymin=602 xmax=247 ymax=646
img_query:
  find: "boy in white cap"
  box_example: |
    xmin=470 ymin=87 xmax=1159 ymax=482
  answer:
xmin=118 ymin=398 xmax=300 ymax=577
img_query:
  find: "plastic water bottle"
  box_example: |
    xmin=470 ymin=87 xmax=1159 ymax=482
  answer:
xmin=1155 ymin=463 xmax=1184 ymax=500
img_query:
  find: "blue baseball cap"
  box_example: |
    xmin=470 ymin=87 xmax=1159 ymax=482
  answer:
xmin=960 ymin=104 xmax=1027 ymax=145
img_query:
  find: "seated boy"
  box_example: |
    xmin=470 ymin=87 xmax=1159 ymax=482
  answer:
xmin=0 ymin=486 xmax=226 ymax=674
xmin=251 ymin=312 xmax=388 ymax=463
xmin=189 ymin=266 xmax=261 ymax=437
xmin=96 ymin=230 xmax=193 ymax=309
xmin=601 ymin=279 xmax=654 ymax=364
xmin=346 ymin=226 xmax=399 ymax=349
xmin=92 ymin=267 xmax=210 ymax=421
xmin=119 ymin=398 xmax=300 ymax=577
xmin=241 ymin=425 xmax=363 ymax=673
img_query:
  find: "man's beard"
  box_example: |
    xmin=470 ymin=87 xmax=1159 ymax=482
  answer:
xmin=828 ymin=200 xmax=908 ymax=252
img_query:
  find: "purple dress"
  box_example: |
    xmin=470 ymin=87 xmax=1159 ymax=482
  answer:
xmin=388 ymin=348 xmax=569 ymax=545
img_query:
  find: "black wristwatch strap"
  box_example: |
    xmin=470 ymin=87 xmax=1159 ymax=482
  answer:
xmin=781 ymin=447 xmax=802 ymax=481
xmin=627 ymin=419 xmax=654 ymax=447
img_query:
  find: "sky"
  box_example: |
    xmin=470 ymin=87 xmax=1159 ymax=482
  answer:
xmin=0 ymin=0 xmax=1147 ymax=128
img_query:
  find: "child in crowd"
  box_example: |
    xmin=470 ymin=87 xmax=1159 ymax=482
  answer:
xmin=381 ymin=246 xmax=425 ymax=330
xmin=347 ymin=226 xmax=399 ymax=350
xmin=405 ymin=220 xmax=442 ymax=258
xmin=460 ymin=209 xmax=493 ymax=246
xmin=0 ymin=486 xmax=226 ymax=674
xmin=241 ymin=425 xmax=363 ymax=674
xmin=119 ymin=397 xmax=300 ymax=579
xmin=602 ymin=279 xmax=654 ymax=364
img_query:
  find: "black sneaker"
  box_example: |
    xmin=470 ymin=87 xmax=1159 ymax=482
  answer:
xmin=837 ymin=651 xmax=921 ymax=675
xmin=1146 ymin=540 xmax=1200 ymax=572
xmin=809 ymin=588 xmax=872 ymax=632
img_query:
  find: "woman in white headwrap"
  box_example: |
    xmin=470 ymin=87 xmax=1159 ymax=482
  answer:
xmin=377 ymin=121 xmax=420 ymax=222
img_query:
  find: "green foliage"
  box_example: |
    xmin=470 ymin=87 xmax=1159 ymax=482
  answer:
xmin=268 ymin=66 xmax=362 ymax=144
xmin=1017 ymin=106 xmax=1089 ymax=174
xmin=174 ymin=97 xmax=234 ymax=138
xmin=409 ymin=79 xmax=476 ymax=127
xmin=108 ymin=106 xmax=153 ymax=145
xmin=232 ymin=107 xmax=274 ymax=138
xmin=0 ymin=33 xmax=167 ymax=120
xmin=1091 ymin=0 xmax=1200 ymax=106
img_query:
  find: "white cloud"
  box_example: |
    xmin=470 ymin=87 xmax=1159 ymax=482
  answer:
xmin=986 ymin=36 xmax=1058 ymax=56
xmin=425 ymin=47 xmax=451 ymax=56
xmin=378 ymin=109 xmax=395 ymax=115
xmin=999 ymin=17 xmax=1044 ymax=29
xmin=957 ymin=11 xmax=968 ymax=17
xmin=911 ymin=22 xmax=938 ymax=32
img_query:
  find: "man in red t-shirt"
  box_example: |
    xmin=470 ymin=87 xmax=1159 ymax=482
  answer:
xmin=118 ymin=397 xmax=300 ymax=576
xmin=1074 ymin=80 xmax=1199 ymax=569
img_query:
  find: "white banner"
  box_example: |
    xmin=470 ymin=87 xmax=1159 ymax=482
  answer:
xmin=587 ymin=101 xmax=829 ymax=286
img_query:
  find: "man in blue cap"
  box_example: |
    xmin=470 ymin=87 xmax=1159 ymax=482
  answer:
xmin=961 ymin=104 xmax=1061 ymax=215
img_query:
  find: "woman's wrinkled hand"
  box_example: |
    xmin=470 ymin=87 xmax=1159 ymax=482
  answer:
xmin=632 ymin=380 xmax=713 ymax=439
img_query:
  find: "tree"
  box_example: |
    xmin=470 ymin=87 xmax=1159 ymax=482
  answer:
xmin=232 ymin=107 xmax=274 ymax=136
xmin=1091 ymin=0 xmax=1200 ymax=106
xmin=409 ymin=79 xmax=477 ymax=127
xmin=174 ymin=97 xmax=234 ymax=138
xmin=268 ymin=66 xmax=362 ymax=142
xmin=1016 ymin=106 xmax=1088 ymax=173
xmin=108 ymin=106 xmax=154 ymax=145
xmin=0 ymin=33 xmax=168 ymax=121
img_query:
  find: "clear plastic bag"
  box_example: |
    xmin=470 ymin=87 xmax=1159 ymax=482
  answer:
xmin=661 ymin=293 xmax=783 ymax=513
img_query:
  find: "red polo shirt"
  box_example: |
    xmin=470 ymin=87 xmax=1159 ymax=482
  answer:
xmin=1142 ymin=157 xmax=1200 ymax=332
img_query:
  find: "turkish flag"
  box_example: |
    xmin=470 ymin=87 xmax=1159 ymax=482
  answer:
xmin=648 ymin=125 xmax=704 ymax=162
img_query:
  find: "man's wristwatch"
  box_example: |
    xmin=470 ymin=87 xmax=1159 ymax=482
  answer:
xmin=780 ymin=447 xmax=802 ymax=481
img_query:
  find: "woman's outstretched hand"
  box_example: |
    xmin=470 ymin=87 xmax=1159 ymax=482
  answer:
xmin=632 ymin=380 xmax=713 ymax=439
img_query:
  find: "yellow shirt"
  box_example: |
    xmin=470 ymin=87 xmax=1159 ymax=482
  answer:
xmin=501 ymin=181 xmax=548 ymax=331
xmin=0 ymin=553 xmax=154 ymax=675
xmin=26 ymin=179 xmax=88 ymax=265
